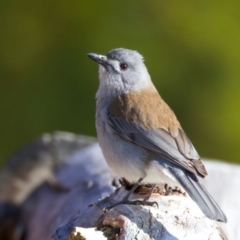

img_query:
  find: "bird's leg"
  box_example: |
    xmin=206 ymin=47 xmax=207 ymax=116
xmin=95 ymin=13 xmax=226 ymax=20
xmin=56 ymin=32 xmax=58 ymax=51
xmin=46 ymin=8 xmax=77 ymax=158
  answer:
xmin=106 ymin=178 xmax=158 ymax=210
xmin=121 ymin=177 xmax=144 ymax=199
xmin=143 ymin=184 xmax=156 ymax=202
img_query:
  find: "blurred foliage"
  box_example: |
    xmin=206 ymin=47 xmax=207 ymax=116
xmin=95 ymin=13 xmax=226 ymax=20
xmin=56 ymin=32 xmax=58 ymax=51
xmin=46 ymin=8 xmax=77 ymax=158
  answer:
xmin=0 ymin=1 xmax=239 ymax=165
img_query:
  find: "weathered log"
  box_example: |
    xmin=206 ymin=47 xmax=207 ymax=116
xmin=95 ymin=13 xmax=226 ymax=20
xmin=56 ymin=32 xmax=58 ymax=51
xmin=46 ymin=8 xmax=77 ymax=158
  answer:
xmin=0 ymin=132 xmax=237 ymax=239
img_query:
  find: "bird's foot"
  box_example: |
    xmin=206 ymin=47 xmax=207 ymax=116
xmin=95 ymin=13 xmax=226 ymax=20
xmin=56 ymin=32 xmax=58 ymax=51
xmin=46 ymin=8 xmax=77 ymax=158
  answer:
xmin=103 ymin=178 xmax=158 ymax=211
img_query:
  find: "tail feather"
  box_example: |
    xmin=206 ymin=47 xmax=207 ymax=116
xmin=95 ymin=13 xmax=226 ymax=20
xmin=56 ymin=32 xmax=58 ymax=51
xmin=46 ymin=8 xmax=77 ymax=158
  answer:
xmin=169 ymin=167 xmax=227 ymax=222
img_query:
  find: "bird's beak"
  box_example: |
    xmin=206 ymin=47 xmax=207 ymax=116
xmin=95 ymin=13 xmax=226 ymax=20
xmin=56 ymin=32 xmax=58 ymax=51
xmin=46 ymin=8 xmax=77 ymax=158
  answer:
xmin=87 ymin=53 xmax=108 ymax=68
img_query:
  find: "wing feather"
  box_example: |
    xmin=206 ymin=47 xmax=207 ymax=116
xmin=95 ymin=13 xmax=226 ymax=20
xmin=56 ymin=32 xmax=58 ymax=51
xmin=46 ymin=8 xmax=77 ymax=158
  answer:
xmin=107 ymin=111 xmax=207 ymax=177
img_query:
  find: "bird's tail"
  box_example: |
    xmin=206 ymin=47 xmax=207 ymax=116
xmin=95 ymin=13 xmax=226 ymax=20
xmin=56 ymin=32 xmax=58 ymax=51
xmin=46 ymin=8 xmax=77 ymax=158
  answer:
xmin=169 ymin=168 xmax=227 ymax=222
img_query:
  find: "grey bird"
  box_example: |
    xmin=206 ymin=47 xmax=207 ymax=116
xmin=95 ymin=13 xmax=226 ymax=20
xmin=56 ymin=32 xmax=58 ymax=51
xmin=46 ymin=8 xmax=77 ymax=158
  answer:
xmin=87 ymin=48 xmax=227 ymax=222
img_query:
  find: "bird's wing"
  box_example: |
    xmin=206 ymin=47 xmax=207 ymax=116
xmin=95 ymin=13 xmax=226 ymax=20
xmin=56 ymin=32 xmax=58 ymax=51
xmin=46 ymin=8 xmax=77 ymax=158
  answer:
xmin=107 ymin=111 xmax=207 ymax=177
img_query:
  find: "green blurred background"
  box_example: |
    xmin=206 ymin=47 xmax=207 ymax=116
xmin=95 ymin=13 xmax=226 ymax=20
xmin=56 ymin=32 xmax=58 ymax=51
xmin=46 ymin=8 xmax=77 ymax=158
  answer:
xmin=0 ymin=1 xmax=239 ymax=166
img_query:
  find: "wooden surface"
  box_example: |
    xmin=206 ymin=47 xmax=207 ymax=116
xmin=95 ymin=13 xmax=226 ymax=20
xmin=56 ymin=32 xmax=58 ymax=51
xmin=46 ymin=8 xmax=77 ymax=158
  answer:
xmin=0 ymin=132 xmax=237 ymax=240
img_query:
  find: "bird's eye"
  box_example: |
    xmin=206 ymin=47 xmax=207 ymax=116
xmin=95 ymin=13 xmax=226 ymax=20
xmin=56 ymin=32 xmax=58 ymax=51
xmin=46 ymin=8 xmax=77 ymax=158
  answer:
xmin=120 ymin=63 xmax=128 ymax=70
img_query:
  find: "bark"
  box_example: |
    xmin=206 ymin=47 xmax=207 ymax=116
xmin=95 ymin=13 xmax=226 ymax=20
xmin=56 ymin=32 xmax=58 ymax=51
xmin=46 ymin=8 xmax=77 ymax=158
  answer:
xmin=0 ymin=132 xmax=236 ymax=240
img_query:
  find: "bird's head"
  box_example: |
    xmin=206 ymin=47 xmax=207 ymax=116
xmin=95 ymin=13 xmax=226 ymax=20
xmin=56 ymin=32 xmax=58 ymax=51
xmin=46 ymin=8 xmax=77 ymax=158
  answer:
xmin=88 ymin=48 xmax=152 ymax=94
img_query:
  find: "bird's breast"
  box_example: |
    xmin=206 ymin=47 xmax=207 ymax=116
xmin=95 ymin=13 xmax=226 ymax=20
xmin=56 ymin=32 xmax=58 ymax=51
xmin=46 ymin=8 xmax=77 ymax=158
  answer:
xmin=96 ymin=123 xmax=148 ymax=182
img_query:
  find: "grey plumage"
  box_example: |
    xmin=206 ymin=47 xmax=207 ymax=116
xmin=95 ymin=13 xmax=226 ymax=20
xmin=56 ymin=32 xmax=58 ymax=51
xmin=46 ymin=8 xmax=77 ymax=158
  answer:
xmin=88 ymin=48 xmax=227 ymax=222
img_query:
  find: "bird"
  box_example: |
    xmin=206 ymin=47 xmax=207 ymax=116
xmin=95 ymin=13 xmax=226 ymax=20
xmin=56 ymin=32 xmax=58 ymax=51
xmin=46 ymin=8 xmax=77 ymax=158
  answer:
xmin=87 ymin=48 xmax=227 ymax=222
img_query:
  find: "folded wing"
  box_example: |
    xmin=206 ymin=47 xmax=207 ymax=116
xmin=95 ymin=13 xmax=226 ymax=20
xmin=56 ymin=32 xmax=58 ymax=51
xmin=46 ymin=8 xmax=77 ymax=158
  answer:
xmin=107 ymin=110 xmax=207 ymax=177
